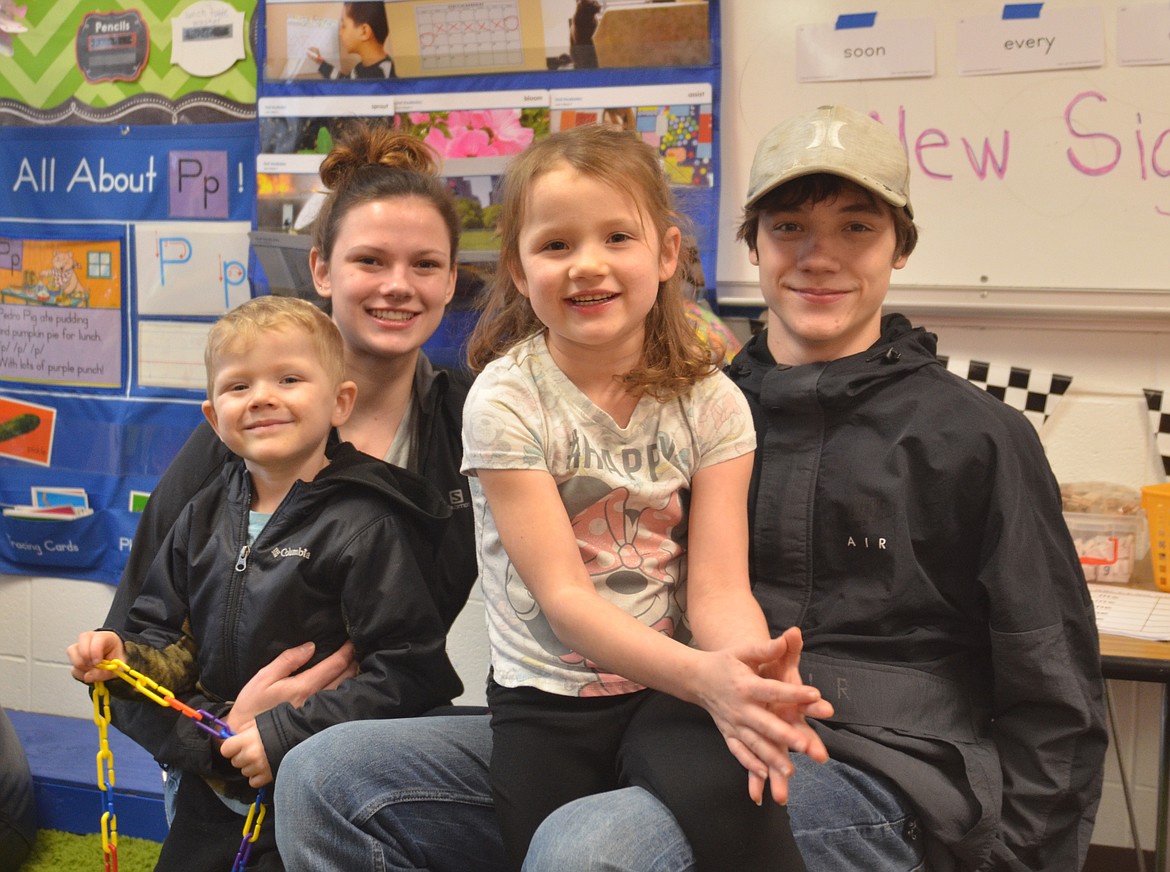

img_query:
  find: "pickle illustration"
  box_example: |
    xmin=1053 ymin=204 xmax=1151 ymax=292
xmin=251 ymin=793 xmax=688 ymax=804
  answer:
xmin=0 ymin=413 xmax=40 ymax=443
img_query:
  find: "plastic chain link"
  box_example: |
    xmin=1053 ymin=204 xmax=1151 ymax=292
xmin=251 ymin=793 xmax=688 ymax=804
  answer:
xmin=93 ymin=659 xmax=268 ymax=871
xmin=92 ymin=682 xmax=118 ymax=872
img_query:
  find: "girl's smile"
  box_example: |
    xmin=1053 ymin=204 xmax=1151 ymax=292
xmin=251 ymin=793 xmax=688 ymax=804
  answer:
xmin=311 ymin=196 xmax=456 ymax=367
xmin=511 ymin=163 xmax=679 ymax=374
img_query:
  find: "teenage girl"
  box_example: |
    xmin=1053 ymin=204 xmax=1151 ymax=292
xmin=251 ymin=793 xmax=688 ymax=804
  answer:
xmin=461 ymin=123 xmax=831 ymax=872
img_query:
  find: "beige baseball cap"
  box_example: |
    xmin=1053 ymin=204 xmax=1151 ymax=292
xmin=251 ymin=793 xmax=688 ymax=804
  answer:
xmin=745 ymin=105 xmax=912 ymax=217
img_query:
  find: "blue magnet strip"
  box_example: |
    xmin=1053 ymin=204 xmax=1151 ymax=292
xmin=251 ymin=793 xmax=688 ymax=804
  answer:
xmin=835 ymin=12 xmax=877 ymax=29
xmin=1002 ymin=4 xmax=1043 ymax=19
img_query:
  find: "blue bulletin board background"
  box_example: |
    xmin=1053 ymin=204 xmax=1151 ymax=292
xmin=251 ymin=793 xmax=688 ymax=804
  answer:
xmin=0 ymin=0 xmax=722 ymax=584
xmin=0 ymin=121 xmax=260 ymax=581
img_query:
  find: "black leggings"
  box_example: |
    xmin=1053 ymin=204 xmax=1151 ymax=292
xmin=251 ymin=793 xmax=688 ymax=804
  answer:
xmin=488 ymin=682 xmax=805 ymax=872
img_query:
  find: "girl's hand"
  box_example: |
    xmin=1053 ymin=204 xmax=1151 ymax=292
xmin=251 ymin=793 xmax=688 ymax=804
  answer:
xmin=750 ymin=627 xmax=834 ymax=804
xmin=220 ymin=722 xmax=273 ymax=788
xmin=66 ymin=630 xmax=126 ymax=684
xmin=226 ymin=640 xmax=357 ymax=734
xmin=306 ymin=46 xmax=323 ymax=63
xmin=693 ymin=628 xmax=833 ymax=804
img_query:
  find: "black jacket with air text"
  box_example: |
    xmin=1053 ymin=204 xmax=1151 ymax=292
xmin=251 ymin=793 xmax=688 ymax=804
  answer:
xmin=725 ymin=314 xmax=1107 ymax=872
xmin=115 ymin=440 xmax=462 ymax=797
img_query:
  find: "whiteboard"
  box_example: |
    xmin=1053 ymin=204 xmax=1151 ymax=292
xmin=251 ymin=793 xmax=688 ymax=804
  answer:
xmin=716 ymin=0 xmax=1170 ymax=295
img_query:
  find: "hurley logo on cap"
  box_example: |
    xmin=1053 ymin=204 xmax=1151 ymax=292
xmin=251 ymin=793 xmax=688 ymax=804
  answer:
xmin=804 ymin=117 xmax=847 ymax=152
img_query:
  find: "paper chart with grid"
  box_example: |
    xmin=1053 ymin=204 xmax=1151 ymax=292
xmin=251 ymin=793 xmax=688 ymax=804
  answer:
xmin=416 ymin=1 xmax=523 ymax=72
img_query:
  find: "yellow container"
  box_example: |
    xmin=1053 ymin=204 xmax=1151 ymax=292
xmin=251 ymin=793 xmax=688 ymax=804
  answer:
xmin=1142 ymin=483 xmax=1170 ymax=592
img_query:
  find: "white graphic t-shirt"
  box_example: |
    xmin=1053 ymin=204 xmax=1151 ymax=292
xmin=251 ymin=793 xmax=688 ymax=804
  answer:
xmin=462 ymin=333 xmax=755 ymax=697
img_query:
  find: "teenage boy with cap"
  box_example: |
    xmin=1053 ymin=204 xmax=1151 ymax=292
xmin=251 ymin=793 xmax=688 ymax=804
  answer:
xmin=275 ymin=105 xmax=1107 ymax=872
xmin=725 ymin=103 xmax=1107 ymax=869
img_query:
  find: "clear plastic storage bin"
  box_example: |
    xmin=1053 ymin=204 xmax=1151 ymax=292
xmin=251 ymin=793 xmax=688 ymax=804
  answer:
xmin=1061 ymin=481 xmax=1148 ymax=584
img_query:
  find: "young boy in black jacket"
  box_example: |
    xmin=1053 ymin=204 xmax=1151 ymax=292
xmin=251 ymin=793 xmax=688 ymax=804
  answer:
xmin=68 ymin=296 xmax=460 ymax=871
xmin=308 ymin=2 xmax=395 ymax=79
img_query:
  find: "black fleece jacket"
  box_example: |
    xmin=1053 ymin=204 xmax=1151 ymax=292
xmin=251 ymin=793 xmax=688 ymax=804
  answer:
xmin=101 ymin=356 xmax=476 ymax=774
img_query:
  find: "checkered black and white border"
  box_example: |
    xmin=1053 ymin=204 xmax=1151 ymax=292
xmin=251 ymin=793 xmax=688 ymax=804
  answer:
xmin=1144 ymin=389 xmax=1170 ymax=477
xmin=938 ymin=356 xmax=1073 ymax=431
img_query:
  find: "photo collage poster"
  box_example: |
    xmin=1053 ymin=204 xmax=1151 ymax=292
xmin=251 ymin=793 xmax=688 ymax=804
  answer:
xmin=263 ymin=0 xmax=711 ymax=82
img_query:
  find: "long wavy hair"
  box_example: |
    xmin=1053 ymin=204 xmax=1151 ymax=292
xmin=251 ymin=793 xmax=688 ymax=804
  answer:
xmin=466 ymin=124 xmax=717 ymax=401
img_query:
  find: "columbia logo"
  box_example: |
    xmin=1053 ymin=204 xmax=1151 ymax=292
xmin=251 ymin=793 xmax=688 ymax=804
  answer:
xmin=271 ymin=546 xmax=311 ymax=559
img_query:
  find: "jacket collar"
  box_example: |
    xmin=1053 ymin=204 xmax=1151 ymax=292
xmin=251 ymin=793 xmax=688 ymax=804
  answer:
xmin=413 ymin=353 xmax=445 ymax=417
xmin=725 ymin=313 xmax=941 ymax=404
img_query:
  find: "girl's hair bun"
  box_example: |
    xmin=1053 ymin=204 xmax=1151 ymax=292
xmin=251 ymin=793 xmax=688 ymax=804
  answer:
xmin=317 ymin=121 xmax=440 ymax=191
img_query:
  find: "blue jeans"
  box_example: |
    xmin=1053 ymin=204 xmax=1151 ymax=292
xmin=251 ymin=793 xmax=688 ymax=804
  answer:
xmin=275 ymin=715 xmax=925 ymax=871
xmin=164 ymin=769 xmax=253 ymax=822
xmin=527 ymin=745 xmax=926 ymax=872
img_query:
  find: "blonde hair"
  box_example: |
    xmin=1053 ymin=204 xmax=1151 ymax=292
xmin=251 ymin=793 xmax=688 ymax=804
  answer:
xmin=204 ymin=296 xmax=346 ymax=395
xmin=312 ymin=120 xmax=460 ymax=264
xmin=466 ymin=124 xmax=717 ymax=401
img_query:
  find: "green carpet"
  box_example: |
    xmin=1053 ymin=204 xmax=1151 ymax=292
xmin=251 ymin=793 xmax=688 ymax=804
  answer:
xmin=22 ymin=829 xmax=162 ymax=872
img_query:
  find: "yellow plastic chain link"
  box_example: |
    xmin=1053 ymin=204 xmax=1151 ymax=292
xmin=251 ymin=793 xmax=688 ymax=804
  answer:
xmin=92 ymin=681 xmax=118 ymax=872
xmin=95 ymin=659 xmax=233 ymax=738
xmin=241 ymin=797 xmax=268 ymax=846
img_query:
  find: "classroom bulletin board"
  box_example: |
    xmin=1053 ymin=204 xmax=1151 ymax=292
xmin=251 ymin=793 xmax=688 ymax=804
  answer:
xmin=0 ymin=0 xmax=721 ymax=584
xmin=0 ymin=0 xmax=258 ymax=583
xmin=715 ymin=0 xmax=1170 ymax=301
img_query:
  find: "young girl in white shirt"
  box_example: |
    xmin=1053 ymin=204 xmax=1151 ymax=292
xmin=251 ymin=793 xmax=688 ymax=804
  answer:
xmin=462 ymin=123 xmax=831 ymax=872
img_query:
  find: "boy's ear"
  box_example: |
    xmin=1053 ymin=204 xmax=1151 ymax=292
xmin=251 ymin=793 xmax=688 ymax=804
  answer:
xmin=332 ymin=380 xmax=358 ymax=428
xmin=748 ymin=246 xmax=760 ymax=266
xmin=201 ymin=399 xmax=222 ymax=440
xmin=893 ymin=251 xmax=909 ymax=270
